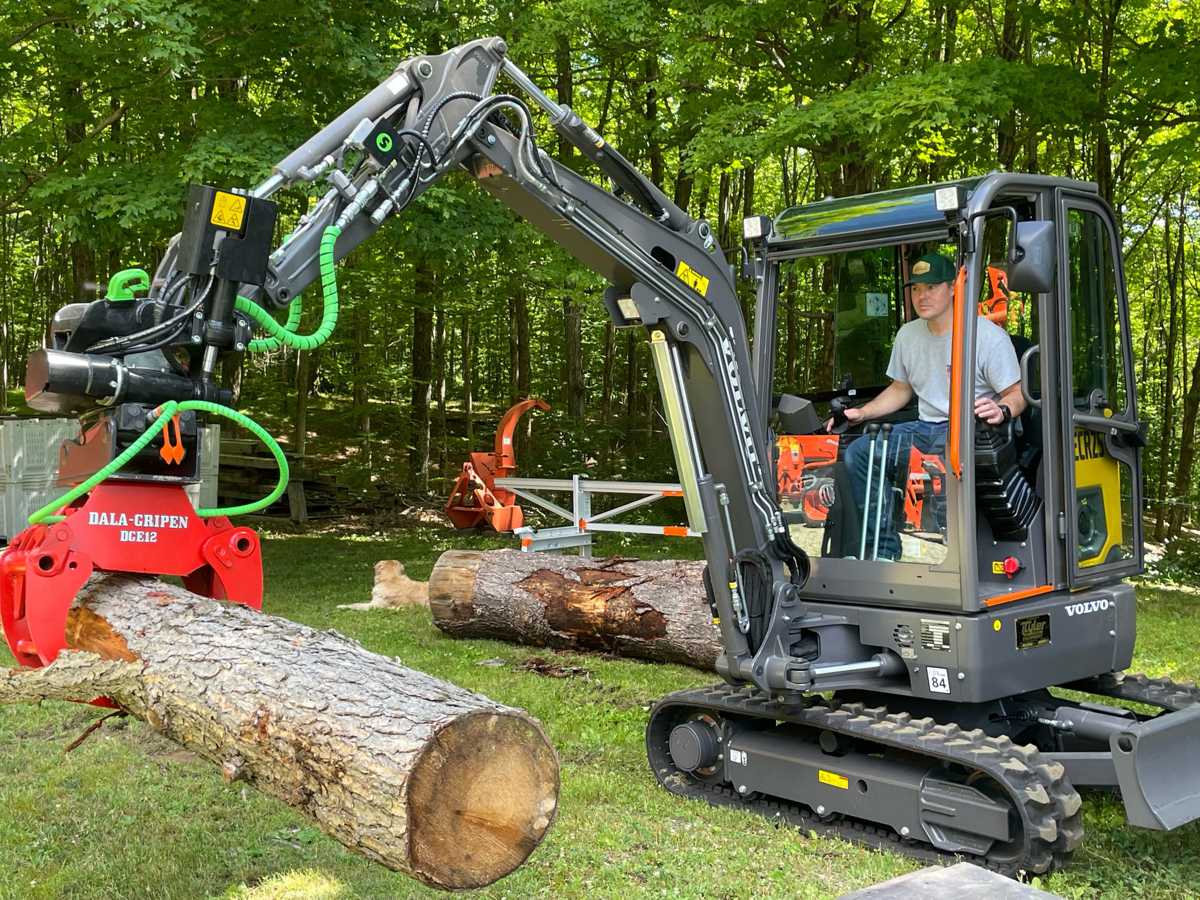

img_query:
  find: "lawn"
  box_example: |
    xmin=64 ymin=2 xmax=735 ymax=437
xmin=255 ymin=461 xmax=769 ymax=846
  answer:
xmin=1 ymin=524 xmax=1198 ymax=899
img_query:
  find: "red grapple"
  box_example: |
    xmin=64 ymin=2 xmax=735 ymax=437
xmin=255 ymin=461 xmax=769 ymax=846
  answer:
xmin=0 ymin=481 xmax=262 ymax=672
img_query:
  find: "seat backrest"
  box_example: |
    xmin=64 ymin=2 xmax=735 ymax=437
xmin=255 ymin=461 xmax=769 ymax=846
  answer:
xmin=1008 ymin=334 xmax=1042 ymax=475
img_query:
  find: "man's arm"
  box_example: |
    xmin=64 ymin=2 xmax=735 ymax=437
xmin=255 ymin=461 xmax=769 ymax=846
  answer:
xmin=845 ymin=380 xmax=914 ymax=424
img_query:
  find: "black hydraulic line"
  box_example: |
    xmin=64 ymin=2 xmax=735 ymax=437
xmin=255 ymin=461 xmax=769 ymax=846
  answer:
xmin=86 ymin=277 xmax=212 ymax=354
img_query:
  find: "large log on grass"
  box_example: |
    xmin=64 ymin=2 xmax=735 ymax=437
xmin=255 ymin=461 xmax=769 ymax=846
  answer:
xmin=0 ymin=575 xmax=559 ymax=890
xmin=429 ymin=549 xmax=719 ymax=669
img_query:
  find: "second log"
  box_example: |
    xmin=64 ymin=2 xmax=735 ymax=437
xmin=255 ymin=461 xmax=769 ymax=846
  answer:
xmin=428 ymin=550 xmax=719 ymax=670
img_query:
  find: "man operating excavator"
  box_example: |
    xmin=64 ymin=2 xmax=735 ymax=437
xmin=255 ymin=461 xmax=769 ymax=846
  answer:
xmin=837 ymin=251 xmax=1026 ymax=560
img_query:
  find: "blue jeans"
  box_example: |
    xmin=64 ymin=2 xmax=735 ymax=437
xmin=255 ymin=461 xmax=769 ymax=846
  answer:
xmin=844 ymin=420 xmax=947 ymax=561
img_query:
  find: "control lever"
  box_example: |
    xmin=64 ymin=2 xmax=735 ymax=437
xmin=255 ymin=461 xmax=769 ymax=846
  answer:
xmin=827 ymin=396 xmax=854 ymax=434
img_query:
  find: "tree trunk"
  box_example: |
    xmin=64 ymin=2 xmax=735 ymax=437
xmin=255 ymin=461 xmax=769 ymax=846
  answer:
xmin=996 ymin=0 xmax=1021 ymax=170
xmin=353 ymin=301 xmax=371 ymax=435
xmin=623 ymin=331 xmax=639 ymax=432
xmin=563 ymin=298 xmax=585 ymax=420
xmin=434 ymin=306 xmax=447 ymax=479
xmin=508 ymin=290 xmax=520 ymax=404
xmin=599 ymin=320 xmax=615 ymax=467
xmin=429 ymin=550 xmax=719 ymax=670
xmin=0 ymin=575 xmax=559 ymax=889
xmin=1154 ymin=190 xmax=1182 ymax=540
xmin=408 ymin=263 xmax=435 ymax=494
xmin=462 ymin=313 xmax=475 ymax=447
xmin=293 ymin=350 xmax=311 ymax=458
xmin=514 ymin=285 xmax=532 ymax=461
xmin=1169 ymin=330 xmax=1200 ymax=539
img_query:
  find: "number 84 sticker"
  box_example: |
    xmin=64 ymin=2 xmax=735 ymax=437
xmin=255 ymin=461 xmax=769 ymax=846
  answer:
xmin=926 ymin=667 xmax=951 ymax=694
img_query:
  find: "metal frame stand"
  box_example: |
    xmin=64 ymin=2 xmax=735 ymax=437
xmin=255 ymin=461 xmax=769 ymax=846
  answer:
xmin=498 ymin=475 xmax=699 ymax=556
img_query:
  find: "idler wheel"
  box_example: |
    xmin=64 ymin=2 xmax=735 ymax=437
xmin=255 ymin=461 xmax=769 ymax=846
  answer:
xmin=669 ymin=717 xmax=720 ymax=773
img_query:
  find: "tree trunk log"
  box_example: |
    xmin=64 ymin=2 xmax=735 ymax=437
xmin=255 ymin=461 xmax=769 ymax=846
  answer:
xmin=429 ymin=550 xmax=719 ymax=670
xmin=0 ymin=575 xmax=559 ymax=890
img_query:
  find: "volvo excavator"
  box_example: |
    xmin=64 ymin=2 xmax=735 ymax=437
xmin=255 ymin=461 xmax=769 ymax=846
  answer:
xmin=6 ymin=37 xmax=1200 ymax=876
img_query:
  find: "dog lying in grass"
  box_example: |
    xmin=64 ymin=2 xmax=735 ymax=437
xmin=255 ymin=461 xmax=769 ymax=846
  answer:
xmin=339 ymin=560 xmax=429 ymax=610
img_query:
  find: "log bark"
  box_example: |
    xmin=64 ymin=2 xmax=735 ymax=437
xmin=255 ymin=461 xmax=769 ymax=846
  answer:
xmin=0 ymin=575 xmax=559 ymax=890
xmin=429 ymin=550 xmax=719 ymax=670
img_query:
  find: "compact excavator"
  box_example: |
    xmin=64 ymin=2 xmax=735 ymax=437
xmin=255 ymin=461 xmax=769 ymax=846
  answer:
xmin=5 ymin=37 xmax=1200 ymax=875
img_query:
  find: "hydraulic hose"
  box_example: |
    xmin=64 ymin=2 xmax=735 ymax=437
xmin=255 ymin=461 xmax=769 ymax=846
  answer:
xmin=235 ymin=225 xmax=341 ymax=352
xmin=28 ymin=400 xmax=289 ymax=524
xmin=27 ymin=225 xmax=339 ymax=523
xmin=245 ymin=295 xmax=302 ymax=352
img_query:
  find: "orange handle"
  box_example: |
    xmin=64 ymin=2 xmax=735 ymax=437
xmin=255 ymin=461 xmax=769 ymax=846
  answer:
xmin=948 ymin=265 xmax=967 ymax=479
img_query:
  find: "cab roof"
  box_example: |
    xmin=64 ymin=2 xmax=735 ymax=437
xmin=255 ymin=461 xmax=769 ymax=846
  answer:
xmin=771 ymin=177 xmax=984 ymax=252
xmin=768 ymin=173 xmax=1100 ymax=256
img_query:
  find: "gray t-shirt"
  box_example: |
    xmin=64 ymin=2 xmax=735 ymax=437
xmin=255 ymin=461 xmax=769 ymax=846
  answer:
xmin=885 ymin=317 xmax=1021 ymax=422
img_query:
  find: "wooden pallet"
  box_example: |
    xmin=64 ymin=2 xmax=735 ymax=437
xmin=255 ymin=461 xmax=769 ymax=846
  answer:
xmin=217 ymin=437 xmax=371 ymax=522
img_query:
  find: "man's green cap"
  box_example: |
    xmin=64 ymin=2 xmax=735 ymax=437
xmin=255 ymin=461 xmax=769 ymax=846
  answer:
xmin=906 ymin=252 xmax=956 ymax=285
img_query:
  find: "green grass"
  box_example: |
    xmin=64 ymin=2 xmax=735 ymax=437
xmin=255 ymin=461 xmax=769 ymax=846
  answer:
xmin=2 ymin=525 xmax=1199 ymax=899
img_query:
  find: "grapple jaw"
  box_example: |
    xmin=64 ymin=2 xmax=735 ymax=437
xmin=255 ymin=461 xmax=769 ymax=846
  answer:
xmin=1 ymin=482 xmax=262 ymax=676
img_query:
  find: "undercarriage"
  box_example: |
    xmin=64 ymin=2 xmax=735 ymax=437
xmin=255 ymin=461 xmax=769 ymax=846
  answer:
xmin=648 ymin=672 xmax=1200 ymax=874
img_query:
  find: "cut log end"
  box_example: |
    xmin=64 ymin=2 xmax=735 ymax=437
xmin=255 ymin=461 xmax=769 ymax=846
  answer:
xmin=408 ymin=710 xmax=559 ymax=889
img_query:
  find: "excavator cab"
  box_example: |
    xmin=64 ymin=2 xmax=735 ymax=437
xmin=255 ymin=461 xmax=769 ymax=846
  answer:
xmin=642 ymin=176 xmax=1200 ymax=872
xmin=750 ymin=174 xmax=1144 ymax=615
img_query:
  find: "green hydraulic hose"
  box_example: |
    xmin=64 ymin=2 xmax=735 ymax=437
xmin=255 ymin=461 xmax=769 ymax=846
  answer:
xmin=26 ymin=224 xmax=341 ymax=524
xmin=235 ymin=225 xmax=341 ymax=352
xmin=246 ymin=296 xmax=302 ymax=352
xmin=28 ymin=401 xmax=289 ymax=525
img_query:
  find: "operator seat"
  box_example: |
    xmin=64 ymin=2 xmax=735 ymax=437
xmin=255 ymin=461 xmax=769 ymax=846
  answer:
xmin=1008 ymin=333 xmax=1042 ymax=483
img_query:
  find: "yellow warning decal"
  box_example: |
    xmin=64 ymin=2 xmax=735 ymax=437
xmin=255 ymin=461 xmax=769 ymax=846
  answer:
xmin=818 ymin=769 xmax=849 ymax=790
xmin=210 ymin=191 xmax=247 ymax=231
xmin=675 ymin=260 xmax=710 ymax=297
xmin=992 ymin=560 xmax=1005 ymax=575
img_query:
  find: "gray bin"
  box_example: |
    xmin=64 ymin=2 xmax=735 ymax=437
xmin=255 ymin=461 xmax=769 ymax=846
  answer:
xmin=0 ymin=418 xmax=221 ymax=543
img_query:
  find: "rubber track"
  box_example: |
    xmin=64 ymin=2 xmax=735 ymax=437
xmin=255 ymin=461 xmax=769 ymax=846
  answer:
xmin=1063 ymin=672 xmax=1200 ymax=713
xmin=647 ymin=684 xmax=1084 ymax=876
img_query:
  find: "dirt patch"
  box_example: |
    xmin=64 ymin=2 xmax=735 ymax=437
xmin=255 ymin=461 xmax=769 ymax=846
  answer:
xmin=132 ymin=727 xmax=201 ymax=765
xmin=518 ymin=656 xmax=591 ymax=679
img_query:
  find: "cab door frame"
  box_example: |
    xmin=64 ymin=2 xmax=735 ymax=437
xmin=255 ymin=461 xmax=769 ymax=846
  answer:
xmin=1054 ymin=189 xmax=1144 ymax=587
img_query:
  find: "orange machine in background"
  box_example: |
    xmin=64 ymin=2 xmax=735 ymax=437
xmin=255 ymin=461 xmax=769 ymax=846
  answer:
xmin=776 ymin=434 xmax=840 ymax=526
xmin=776 ymin=434 xmax=946 ymax=535
xmin=444 ymin=398 xmax=549 ymax=531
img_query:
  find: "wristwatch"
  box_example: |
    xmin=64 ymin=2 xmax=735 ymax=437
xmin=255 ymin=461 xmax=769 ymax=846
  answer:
xmin=999 ymin=403 xmax=1013 ymax=423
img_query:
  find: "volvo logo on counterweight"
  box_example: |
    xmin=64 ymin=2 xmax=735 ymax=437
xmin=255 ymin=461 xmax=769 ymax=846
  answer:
xmin=1065 ymin=599 xmax=1111 ymax=617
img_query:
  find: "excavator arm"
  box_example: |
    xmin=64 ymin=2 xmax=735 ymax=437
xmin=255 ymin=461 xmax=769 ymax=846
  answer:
xmin=27 ymin=36 xmax=809 ymax=689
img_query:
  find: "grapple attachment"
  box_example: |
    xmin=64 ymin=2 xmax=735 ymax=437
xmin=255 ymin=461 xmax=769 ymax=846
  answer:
xmin=1 ymin=481 xmax=262 ymax=673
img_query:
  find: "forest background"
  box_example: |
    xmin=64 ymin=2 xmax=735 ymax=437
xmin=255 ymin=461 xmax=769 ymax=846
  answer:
xmin=1 ymin=0 xmax=1198 ymax=563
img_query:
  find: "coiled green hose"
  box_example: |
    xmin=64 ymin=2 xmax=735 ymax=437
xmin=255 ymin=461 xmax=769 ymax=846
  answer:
xmin=234 ymin=225 xmax=341 ymax=352
xmin=246 ymin=296 xmax=303 ymax=352
xmin=25 ymin=225 xmax=342 ymax=525
xmin=28 ymin=400 xmax=289 ymax=525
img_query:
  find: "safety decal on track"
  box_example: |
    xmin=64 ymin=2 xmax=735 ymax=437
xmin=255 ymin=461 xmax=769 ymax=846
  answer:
xmin=818 ymin=769 xmax=849 ymax=790
xmin=675 ymin=260 xmax=710 ymax=296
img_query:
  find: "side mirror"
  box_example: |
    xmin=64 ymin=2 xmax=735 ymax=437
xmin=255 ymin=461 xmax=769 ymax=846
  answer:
xmin=1007 ymin=220 xmax=1055 ymax=294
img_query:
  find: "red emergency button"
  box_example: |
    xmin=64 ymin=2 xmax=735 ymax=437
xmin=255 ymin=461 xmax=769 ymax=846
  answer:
xmin=1003 ymin=556 xmax=1022 ymax=579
